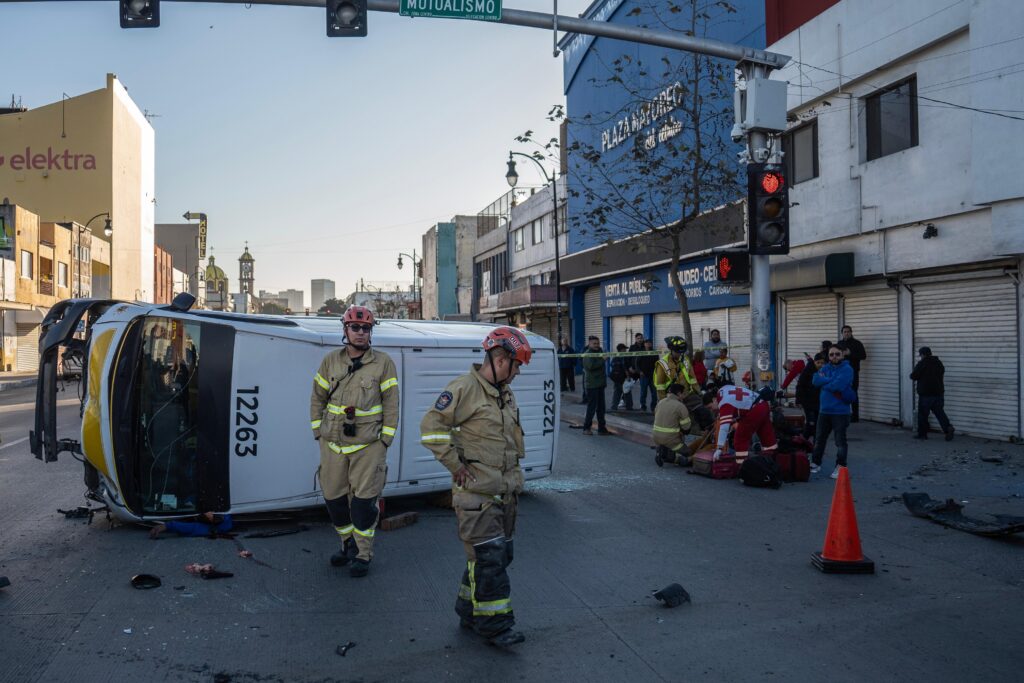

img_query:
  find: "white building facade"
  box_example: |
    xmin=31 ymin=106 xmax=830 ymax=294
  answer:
xmin=768 ymin=0 xmax=1024 ymax=440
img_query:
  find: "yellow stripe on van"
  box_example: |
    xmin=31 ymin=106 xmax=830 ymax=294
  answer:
xmin=83 ymin=329 xmax=115 ymax=481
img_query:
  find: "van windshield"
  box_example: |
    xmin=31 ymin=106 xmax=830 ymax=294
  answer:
xmin=133 ymin=317 xmax=201 ymax=514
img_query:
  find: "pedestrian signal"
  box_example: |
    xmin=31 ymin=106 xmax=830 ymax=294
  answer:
xmin=747 ymin=163 xmax=790 ymax=255
xmin=327 ymin=0 xmax=368 ymax=37
xmin=715 ymin=251 xmax=750 ymax=283
xmin=120 ymin=0 xmax=159 ymax=28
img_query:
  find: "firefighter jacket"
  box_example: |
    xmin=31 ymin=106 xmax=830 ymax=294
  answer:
xmin=419 ymin=364 xmax=526 ymax=497
xmin=310 ymin=347 xmax=399 ymax=455
xmin=652 ymin=393 xmax=694 ymax=448
xmin=653 ymin=352 xmax=699 ymax=399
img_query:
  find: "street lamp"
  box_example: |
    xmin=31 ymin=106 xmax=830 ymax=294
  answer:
xmin=81 ymin=212 xmax=112 ymax=298
xmin=396 ymin=250 xmax=421 ymax=319
xmin=504 ymin=151 xmax=564 ymax=344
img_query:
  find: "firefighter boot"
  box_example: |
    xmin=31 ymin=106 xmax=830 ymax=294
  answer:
xmin=488 ymin=629 xmax=526 ymax=647
xmin=349 ymin=558 xmax=370 ymax=578
xmin=330 ymin=537 xmax=358 ymax=567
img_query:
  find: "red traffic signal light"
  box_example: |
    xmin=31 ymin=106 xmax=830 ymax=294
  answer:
xmin=715 ymin=251 xmax=750 ymax=283
xmin=760 ymin=171 xmax=784 ymax=194
xmin=747 ymin=163 xmax=790 ymax=256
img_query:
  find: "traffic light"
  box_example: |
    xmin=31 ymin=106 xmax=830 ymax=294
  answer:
xmin=120 ymin=0 xmax=159 ymax=28
xmin=715 ymin=251 xmax=750 ymax=283
xmin=327 ymin=0 xmax=367 ymax=37
xmin=747 ymin=163 xmax=789 ymax=255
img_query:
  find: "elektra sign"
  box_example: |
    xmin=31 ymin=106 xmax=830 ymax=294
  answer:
xmin=600 ymin=257 xmax=748 ymax=316
xmin=0 ymin=147 xmax=98 ymax=171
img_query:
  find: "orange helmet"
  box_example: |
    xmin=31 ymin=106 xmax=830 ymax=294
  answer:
xmin=343 ymin=305 xmax=375 ymax=326
xmin=482 ymin=326 xmax=532 ymax=365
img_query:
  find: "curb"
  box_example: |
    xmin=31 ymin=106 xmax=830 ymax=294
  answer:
xmin=560 ymin=406 xmax=653 ymax=448
xmin=0 ymin=378 xmax=36 ymax=393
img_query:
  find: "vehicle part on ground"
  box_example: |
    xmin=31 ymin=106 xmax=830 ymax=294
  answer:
xmin=902 ymin=493 xmax=1024 ymax=537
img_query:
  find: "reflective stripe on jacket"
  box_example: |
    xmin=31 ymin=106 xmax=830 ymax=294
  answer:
xmin=310 ymin=347 xmax=400 ymax=449
xmin=419 ymin=364 xmax=525 ymax=496
xmin=652 ymin=393 xmax=692 ymax=448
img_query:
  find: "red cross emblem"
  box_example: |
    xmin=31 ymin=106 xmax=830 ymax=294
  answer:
xmin=729 ymin=387 xmax=746 ymax=401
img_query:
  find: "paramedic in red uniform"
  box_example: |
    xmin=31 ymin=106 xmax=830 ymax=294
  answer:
xmin=709 ymin=384 xmax=777 ymax=463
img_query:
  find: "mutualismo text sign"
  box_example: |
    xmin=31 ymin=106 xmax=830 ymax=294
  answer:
xmin=399 ymin=0 xmax=502 ymax=21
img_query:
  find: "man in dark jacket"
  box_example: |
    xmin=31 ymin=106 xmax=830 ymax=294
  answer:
xmin=811 ymin=346 xmax=855 ymax=479
xmin=795 ymin=352 xmax=824 ymax=440
xmin=637 ymin=339 xmax=657 ymax=412
xmin=836 ymin=325 xmax=867 ymax=422
xmin=609 ymin=343 xmax=634 ymax=411
xmin=910 ymin=346 xmax=954 ymax=441
xmin=581 ymin=336 xmax=609 ymax=435
xmin=557 ymin=337 xmax=576 ymax=393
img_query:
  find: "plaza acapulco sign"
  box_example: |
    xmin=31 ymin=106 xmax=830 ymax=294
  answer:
xmin=400 ymin=0 xmax=501 ymax=21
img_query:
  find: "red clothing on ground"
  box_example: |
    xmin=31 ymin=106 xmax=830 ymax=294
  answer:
xmin=721 ymin=400 xmax=777 ymax=458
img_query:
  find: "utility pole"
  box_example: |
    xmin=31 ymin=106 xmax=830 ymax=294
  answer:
xmin=734 ymin=61 xmax=788 ymax=391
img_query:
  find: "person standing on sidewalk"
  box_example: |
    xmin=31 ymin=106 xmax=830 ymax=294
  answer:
xmin=910 ymin=346 xmax=954 ymax=441
xmin=837 ymin=325 xmax=867 ymax=422
xmin=418 ymin=326 xmax=532 ymax=648
xmin=581 ymin=336 xmax=609 ymax=435
xmin=810 ymin=346 xmax=854 ymax=479
xmin=702 ymin=329 xmax=725 ymax=374
xmin=637 ymin=339 xmax=657 ymax=412
xmin=795 ymin=353 xmax=824 ymax=440
xmin=557 ymin=336 xmax=576 ymax=394
xmin=610 ymin=343 xmax=634 ymax=411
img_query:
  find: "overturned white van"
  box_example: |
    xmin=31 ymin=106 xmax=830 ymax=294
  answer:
xmin=31 ymin=298 xmax=559 ymax=522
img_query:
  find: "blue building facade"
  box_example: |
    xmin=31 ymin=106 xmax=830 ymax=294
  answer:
xmin=558 ymin=0 xmax=765 ymax=370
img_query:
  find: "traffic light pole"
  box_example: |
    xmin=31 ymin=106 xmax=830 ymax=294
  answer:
xmin=741 ymin=61 xmax=775 ymax=392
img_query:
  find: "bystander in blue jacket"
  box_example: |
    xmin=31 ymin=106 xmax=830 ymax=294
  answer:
xmin=810 ymin=348 xmax=855 ymax=478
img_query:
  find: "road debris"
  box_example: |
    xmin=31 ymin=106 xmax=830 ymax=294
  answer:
xmin=903 ymin=493 xmax=1024 ymax=537
xmin=653 ymin=583 xmax=691 ymax=607
xmin=185 ymin=563 xmax=234 ymax=579
xmin=336 ymin=641 xmax=356 ymax=657
xmin=130 ymin=574 xmax=162 ymax=589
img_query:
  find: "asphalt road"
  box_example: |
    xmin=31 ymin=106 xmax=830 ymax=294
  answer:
xmin=2 ymin=384 xmax=1023 ymax=682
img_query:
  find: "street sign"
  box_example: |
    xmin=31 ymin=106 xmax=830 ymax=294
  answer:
xmin=399 ymin=0 xmax=502 ymax=22
xmin=198 ymin=217 xmax=207 ymax=258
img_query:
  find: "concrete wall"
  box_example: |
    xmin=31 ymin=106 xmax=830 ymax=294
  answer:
xmin=155 ymin=223 xmax=202 ymax=296
xmin=509 ymin=178 xmax=567 ymax=285
xmin=421 ymin=226 xmax=439 ymax=320
xmin=767 ymin=0 xmax=1024 ymax=273
xmin=452 ymin=215 xmax=477 ymax=317
xmin=0 ymin=74 xmax=154 ymax=301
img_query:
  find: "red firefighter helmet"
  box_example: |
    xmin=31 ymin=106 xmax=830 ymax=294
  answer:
xmin=342 ymin=305 xmax=375 ymax=326
xmin=482 ymin=326 xmax=532 ymax=365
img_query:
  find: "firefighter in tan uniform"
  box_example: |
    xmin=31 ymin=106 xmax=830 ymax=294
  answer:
xmin=653 ymin=336 xmax=700 ymax=401
xmin=419 ymin=327 xmax=532 ymax=648
xmin=310 ymin=305 xmax=399 ymax=578
xmin=652 ymin=383 xmax=709 ymax=467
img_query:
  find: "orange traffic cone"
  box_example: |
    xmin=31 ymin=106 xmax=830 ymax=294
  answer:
xmin=811 ymin=466 xmax=875 ymax=574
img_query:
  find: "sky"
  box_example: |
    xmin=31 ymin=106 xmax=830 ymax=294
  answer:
xmin=1 ymin=0 xmax=592 ymax=306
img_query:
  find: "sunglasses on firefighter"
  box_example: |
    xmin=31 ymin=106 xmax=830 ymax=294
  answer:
xmin=347 ymin=323 xmax=373 ymax=333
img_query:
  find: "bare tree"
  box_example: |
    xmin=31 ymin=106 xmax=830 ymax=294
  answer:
xmin=524 ymin=0 xmax=741 ymax=349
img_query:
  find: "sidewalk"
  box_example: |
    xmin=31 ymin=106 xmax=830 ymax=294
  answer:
xmin=0 ymin=371 xmax=37 ymax=393
xmin=560 ymin=384 xmax=656 ymax=446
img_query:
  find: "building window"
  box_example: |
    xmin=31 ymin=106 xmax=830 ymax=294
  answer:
xmin=58 ymin=262 xmax=68 ymax=287
xmin=783 ymin=120 xmax=818 ymax=184
xmin=532 ymin=219 xmax=544 ymax=245
xmin=514 ymin=229 xmax=525 ymax=252
xmin=20 ymin=250 xmax=33 ymax=279
xmin=865 ymin=76 xmax=918 ymax=161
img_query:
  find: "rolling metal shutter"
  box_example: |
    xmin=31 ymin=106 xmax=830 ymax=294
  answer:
xmin=785 ymin=294 xmax=838 ymax=363
xmin=842 ymin=288 xmax=899 ymax=424
xmin=609 ymin=315 xmax=639 ymax=350
xmin=584 ymin=286 xmax=602 ymax=347
xmin=727 ymin=306 xmax=751 ymax=366
xmin=913 ymin=278 xmax=1020 ymax=440
xmin=16 ymin=323 xmax=39 ymax=372
xmin=530 ymin=316 xmax=555 ymax=344
xmin=653 ymin=309 xmax=727 ymax=348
